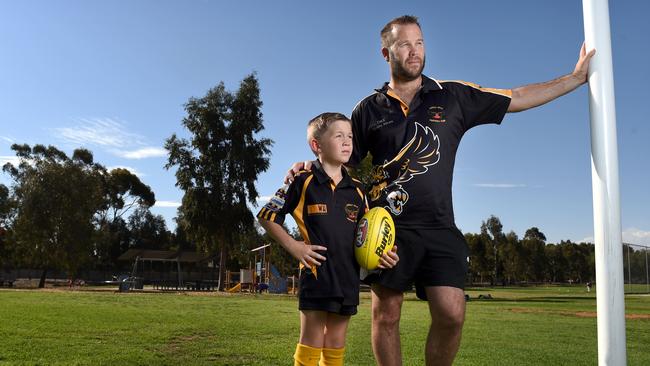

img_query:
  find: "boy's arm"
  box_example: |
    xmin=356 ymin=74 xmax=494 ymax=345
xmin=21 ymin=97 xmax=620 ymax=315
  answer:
xmin=259 ymin=219 xmax=327 ymax=268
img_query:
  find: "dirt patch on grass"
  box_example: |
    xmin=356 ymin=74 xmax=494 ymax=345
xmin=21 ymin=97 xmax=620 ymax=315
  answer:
xmin=509 ymin=308 xmax=650 ymax=320
xmin=164 ymin=333 xmax=217 ymax=353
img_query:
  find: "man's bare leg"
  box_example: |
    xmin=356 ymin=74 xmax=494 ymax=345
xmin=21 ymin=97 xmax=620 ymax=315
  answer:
xmin=424 ymin=286 xmax=466 ymax=366
xmin=371 ymin=284 xmax=404 ymax=366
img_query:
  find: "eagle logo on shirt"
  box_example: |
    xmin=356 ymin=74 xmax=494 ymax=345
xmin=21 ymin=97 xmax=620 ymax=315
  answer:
xmin=368 ymin=122 xmax=441 ymax=215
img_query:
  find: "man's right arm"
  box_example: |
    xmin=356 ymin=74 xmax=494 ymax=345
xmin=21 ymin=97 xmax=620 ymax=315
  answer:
xmin=507 ymin=43 xmax=595 ymax=113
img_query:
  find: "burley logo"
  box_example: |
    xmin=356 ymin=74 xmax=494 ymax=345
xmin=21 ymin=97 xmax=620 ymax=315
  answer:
xmin=428 ymin=106 xmax=445 ymax=123
xmin=375 ymin=217 xmax=393 ymax=256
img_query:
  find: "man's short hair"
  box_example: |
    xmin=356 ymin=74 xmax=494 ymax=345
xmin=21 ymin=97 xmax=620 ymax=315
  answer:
xmin=380 ymin=15 xmax=421 ymax=48
xmin=307 ymin=112 xmax=351 ymax=156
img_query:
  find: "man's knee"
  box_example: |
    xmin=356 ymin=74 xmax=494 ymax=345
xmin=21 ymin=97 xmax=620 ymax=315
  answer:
xmin=432 ymin=307 xmax=465 ymax=330
xmin=373 ymin=304 xmax=401 ymax=328
xmin=425 ymin=287 xmax=466 ymax=331
xmin=371 ymin=285 xmax=403 ymax=328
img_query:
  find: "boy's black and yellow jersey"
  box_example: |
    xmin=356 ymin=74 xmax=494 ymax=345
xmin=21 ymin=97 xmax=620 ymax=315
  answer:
xmin=349 ymin=75 xmax=511 ymax=230
xmin=257 ymin=159 xmax=368 ymax=305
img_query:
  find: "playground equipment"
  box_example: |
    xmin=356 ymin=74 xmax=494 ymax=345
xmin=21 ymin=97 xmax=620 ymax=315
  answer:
xmin=225 ymin=243 xmax=296 ymax=294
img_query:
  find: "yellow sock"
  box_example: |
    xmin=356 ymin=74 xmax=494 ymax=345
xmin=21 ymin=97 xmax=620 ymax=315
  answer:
xmin=294 ymin=343 xmax=322 ymax=366
xmin=319 ymin=347 xmax=345 ymax=366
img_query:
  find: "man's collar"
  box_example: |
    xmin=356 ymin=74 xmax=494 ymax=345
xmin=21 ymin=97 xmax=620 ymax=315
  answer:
xmin=375 ymin=74 xmax=443 ymax=93
xmin=312 ymin=159 xmax=354 ymax=188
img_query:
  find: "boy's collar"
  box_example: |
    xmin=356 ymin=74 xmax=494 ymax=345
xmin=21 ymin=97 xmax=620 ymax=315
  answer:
xmin=312 ymin=159 xmax=354 ymax=188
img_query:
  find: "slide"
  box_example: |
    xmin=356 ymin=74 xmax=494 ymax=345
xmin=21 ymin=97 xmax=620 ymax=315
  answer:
xmin=227 ymin=283 xmax=241 ymax=293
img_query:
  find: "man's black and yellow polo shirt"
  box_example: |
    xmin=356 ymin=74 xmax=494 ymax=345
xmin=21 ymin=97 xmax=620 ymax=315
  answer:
xmin=257 ymin=159 xmax=368 ymax=305
xmin=349 ymin=74 xmax=511 ymax=230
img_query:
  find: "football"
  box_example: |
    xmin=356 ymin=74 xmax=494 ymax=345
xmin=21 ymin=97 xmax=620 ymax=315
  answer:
xmin=354 ymin=207 xmax=395 ymax=270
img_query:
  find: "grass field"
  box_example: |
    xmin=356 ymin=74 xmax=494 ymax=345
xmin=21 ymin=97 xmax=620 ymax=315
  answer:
xmin=0 ymin=286 xmax=648 ymax=365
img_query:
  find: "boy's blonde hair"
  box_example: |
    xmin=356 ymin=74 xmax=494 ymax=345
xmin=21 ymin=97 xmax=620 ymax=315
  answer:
xmin=306 ymin=112 xmax=352 ymax=156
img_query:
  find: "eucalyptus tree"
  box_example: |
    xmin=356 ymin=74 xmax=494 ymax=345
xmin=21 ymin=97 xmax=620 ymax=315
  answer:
xmin=165 ymin=73 xmax=272 ymax=290
xmin=3 ymin=144 xmax=104 ymax=286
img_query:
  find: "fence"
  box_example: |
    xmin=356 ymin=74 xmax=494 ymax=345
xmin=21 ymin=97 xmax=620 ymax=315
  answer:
xmin=623 ymin=243 xmax=650 ymax=294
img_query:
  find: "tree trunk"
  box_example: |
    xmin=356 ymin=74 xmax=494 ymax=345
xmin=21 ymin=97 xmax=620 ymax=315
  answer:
xmin=39 ymin=268 xmax=47 ymax=288
xmin=218 ymin=246 xmax=230 ymax=291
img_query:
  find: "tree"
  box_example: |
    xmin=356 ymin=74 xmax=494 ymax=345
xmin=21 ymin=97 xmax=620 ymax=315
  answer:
xmin=482 ymin=215 xmax=504 ymax=285
xmin=524 ymin=227 xmax=547 ymax=242
xmin=501 ymin=231 xmax=523 ymax=284
xmin=165 ymin=73 xmax=273 ymax=290
xmin=465 ymin=232 xmax=490 ymax=284
xmin=522 ymin=227 xmax=547 ymax=282
xmin=92 ymin=216 xmax=131 ymax=270
xmin=127 ymin=206 xmax=171 ymax=250
xmin=97 ymin=168 xmax=155 ymax=225
xmin=93 ymin=168 xmax=155 ymax=268
xmin=0 ymin=183 xmax=15 ymax=269
xmin=545 ymin=243 xmax=567 ymax=282
xmin=3 ymin=144 xmax=104 ymax=286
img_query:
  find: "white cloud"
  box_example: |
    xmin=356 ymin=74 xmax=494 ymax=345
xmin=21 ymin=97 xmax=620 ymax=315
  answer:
xmin=579 ymin=236 xmax=594 ymax=244
xmin=52 ymin=117 xmax=147 ymax=149
xmin=1 ymin=136 xmax=15 ymax=144
xmin=579 ymin=228 xmax=650 ymax=247
xmin=0 ymin=156 xmax=20 ymax=167
xmin=473 ymin=183 xmax=527 ymax=188
xmin=107 ymin=165 xmax=145 ymax=177
xmin=623 ymin=228 xmax=650 ymax=247
xmin=154 ymin=200 xmax=181 ymax=208
xmin=256 ymin=195 xmax=272 ymax=204
xmin=112 ymin=147 xmax=167 ymax=159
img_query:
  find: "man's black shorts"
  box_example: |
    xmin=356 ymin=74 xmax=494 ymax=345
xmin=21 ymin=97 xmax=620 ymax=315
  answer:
xmin=364 ymin=227 xmax=469 ymax=300
xmin=298 ymin=297 xmax=358 ymax=316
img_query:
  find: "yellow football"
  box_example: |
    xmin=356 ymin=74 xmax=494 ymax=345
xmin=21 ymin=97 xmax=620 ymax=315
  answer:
xmin=354 ymin=207 xmax=395 ymax=270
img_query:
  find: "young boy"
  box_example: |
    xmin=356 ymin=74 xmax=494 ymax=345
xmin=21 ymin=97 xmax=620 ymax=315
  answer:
xmin=257 ymin=112 xmax=398 ymax=366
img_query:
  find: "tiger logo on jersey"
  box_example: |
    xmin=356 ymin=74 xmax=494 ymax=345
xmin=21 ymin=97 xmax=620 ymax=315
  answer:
xmin=344 ymin=204 xmax=360 ymax=223
xmin=368 ymin=122 xmax=441 ymax=216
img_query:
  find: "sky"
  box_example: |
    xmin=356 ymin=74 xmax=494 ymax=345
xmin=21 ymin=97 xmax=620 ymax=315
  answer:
xmin=1 ymin=0 xmax=649 ymax=246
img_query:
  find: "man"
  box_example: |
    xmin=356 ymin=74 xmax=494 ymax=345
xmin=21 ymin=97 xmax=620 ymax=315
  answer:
xmin=287 ymin=15 xmax=594 ymax=366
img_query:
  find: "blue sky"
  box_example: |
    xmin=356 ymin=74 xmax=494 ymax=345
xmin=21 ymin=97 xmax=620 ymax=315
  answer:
xmin=1 ymin=1 xmax=648 ymax=246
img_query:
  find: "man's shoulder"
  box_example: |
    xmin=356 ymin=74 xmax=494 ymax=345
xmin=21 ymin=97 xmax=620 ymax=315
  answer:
xmin=352 ymin=89 xmax=385 ymax=114
xmin=437 ymin=80 xmax=474 ymax=92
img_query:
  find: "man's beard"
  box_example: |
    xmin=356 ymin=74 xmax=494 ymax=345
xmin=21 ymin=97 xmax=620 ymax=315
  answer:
xmin=391 ymin=54 xmax=426 ymax=82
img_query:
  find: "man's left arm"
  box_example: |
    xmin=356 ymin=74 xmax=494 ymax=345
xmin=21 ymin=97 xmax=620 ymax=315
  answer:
xmin=508 ymin=43 xmax=596 ymax=113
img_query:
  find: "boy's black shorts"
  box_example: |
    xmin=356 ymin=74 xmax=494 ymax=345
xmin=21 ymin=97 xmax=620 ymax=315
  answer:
xmin=298 ymin=297 xmax=358 ymax=316
xmin=364 ymin=227 xmax=469 ymax=300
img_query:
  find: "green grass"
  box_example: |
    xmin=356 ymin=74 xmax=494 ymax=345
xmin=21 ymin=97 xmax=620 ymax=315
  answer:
xmin=0 ymin=286 xmax=648 ymax=365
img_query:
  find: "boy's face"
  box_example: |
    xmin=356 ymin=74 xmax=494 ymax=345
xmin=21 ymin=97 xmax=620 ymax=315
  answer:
xmin=316 ymin=120 xmax=353 ymax=165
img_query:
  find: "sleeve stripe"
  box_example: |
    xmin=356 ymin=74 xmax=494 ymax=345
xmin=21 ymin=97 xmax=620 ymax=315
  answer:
xmin=355 ymin=187 xmax=365 ymax=201
xmin=440 ymin=80 xmax=512 ymax=98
